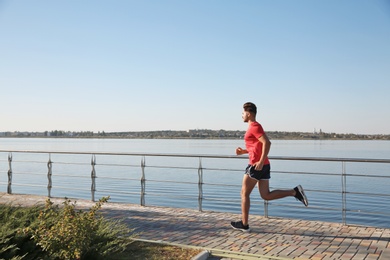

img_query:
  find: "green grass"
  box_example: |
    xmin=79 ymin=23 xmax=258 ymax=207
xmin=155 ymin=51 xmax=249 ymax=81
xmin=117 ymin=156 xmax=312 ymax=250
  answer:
xmin=114 ymin=241 xmax=202 ymax=260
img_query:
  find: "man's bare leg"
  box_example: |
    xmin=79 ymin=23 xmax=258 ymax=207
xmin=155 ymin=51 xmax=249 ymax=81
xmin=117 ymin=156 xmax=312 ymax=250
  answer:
xmin=241 ymin=174 xmax=258 ymax=225
xmin=258 ymin=179 xmax=295 ymax=201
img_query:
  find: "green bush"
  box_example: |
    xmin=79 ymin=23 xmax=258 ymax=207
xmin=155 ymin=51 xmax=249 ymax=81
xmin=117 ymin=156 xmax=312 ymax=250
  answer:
xmin=28 ymin=197 xmax=134 ymax=260
xmin=0 ymin=204 xmax=45 ymax=260
xmin=1 ymin=197 xmax=134 ymax=260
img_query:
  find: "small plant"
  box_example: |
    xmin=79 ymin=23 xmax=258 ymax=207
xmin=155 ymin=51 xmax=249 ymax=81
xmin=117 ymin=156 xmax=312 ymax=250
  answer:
xmin=26 ymin=197 xmax=134 ymax=260
xmin=0 ymin=204 xmax=45 ymax=260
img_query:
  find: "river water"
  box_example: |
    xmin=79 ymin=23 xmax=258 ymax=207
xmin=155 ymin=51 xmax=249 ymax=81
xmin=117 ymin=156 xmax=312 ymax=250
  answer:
xmin=1 ymin=138 xmax=389 ymax=228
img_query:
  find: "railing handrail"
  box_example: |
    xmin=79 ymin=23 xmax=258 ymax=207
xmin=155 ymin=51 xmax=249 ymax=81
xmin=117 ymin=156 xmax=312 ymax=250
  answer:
xmin=1 ymin=149 xmax=390 ymax=163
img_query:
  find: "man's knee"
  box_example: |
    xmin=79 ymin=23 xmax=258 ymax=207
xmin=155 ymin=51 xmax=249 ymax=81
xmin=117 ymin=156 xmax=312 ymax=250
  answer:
xmin=260 ymin=194 xmax=269 ymax=200
xmin=241 ymin=189 xmax=251 ymax=199
xmin=260 ymin=190 xmax=271 ymax=200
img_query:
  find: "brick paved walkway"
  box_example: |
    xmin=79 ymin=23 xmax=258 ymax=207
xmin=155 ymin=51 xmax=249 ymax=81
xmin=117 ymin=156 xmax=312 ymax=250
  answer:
xmin=1 ymin=193 xmax=389 ymax=260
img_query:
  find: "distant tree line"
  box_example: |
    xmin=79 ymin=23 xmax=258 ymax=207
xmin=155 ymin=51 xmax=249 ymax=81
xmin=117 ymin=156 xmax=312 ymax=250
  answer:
xmin=1 ymin=129 xmax=389 ymax=140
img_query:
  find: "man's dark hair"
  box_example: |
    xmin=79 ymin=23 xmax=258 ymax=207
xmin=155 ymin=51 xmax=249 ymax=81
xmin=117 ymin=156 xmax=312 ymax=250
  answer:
xmin=243 ymin=102 xmax=257 ymax=115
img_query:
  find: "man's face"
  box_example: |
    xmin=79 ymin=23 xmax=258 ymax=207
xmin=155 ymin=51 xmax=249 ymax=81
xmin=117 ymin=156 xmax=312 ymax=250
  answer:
xmin=242 ymin=111 xmax=250 ymax=122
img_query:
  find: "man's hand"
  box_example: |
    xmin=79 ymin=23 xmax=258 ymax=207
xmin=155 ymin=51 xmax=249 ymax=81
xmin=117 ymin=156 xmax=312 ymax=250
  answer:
xmin=254 ymin=161 xmax=264 ymax=171
xmin=236 ymin=147 xmax=246 ymax=155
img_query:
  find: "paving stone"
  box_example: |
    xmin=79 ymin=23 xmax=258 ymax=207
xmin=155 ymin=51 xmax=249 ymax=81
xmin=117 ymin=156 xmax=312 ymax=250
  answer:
xmin=1 ymin=192 xmax=390 ymax=260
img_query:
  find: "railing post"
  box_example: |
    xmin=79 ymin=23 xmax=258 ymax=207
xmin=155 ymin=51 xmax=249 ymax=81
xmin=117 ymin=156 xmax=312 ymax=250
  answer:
xmin=7 ymin=153 xmax=12 ymax=194
xmin=47 ymin=154 xmax=52 ymax=198
xmin=198 ymin=158 xmax=203 ymax=211
xmin=140 ymin=156 xmax=146 ymax=206
xmin=341 ymin=161 xmax=347 ymax=225
xmin=91 ymin=154 xmax=96 ymax=202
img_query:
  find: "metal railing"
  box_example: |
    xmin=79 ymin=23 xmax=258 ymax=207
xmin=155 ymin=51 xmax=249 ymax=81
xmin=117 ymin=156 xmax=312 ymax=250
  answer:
xmin=1 ymin=150 xmax=390 ymax=227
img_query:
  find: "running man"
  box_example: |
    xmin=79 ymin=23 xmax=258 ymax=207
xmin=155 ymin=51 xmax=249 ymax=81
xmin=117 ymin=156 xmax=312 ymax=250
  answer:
xmin=231 ymin=102 xmax=308 ymax=232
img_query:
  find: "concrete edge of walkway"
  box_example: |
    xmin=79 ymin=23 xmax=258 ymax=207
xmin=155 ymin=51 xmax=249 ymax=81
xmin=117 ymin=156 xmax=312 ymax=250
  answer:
xmin=134 ymin=238 xmax=293 ymax=260
xmin=192 ymin=250 xmax=210 ymax=260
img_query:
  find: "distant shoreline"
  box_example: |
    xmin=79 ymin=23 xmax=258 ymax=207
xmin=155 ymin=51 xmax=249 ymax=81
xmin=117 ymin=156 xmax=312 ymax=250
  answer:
xmin=1 ymin=129 xmax=389 ymax=140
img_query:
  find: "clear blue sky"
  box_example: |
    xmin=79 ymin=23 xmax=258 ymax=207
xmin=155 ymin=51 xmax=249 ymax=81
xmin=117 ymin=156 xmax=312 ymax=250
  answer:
xmin=1 ymin=1 xmax=389 ymax=134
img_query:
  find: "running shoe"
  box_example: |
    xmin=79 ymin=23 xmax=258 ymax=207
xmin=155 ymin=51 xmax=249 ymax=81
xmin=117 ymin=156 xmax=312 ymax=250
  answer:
xmin=294 ymin=185 xmax=308 ymax=207
xmin=230 ymin=220 xmax=250 ymax=232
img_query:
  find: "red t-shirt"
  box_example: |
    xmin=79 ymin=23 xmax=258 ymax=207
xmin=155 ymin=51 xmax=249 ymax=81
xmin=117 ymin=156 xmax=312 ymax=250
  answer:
xmin=244 ymin=121 xmax=270 ymax=165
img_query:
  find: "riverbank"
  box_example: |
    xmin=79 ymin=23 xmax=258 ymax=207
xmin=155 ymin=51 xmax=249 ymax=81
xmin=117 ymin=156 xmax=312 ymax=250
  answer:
xmin=1 ymin=129 xmax=390 ymax=140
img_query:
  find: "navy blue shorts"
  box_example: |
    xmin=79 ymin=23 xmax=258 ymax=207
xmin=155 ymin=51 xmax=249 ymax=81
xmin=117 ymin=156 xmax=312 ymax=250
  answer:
xmin=245 ymin=164 xmax=271 ymax=181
